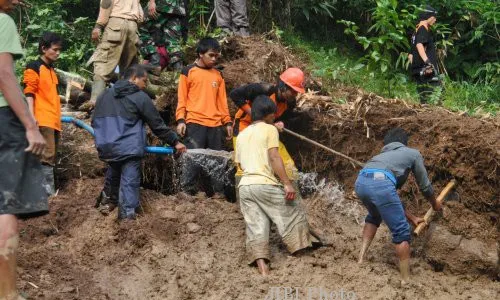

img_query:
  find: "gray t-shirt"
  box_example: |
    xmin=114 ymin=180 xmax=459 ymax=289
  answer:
xmin=0 ymin=13 xmax=24 ymax=108
xmin=364 ymin=142 xmax=434 ymax=197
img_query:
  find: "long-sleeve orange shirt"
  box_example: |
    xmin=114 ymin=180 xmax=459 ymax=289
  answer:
xmin=176 ymin=64 xmax=232 ymax=127
xmin=23 ymin=59 xmax=61 ymax=131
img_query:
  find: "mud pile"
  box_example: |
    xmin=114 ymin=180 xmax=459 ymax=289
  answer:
xmin=17 ymin=178 xmax=499 ymax=299
xmin=57 ymin=123 xmax=105 ymax=186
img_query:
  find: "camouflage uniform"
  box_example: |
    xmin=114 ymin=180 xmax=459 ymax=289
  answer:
xmin=140 ymin=0 xmax=187 ymax=69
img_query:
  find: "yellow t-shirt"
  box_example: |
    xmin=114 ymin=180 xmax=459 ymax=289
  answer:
xmin=235 ymin=122 xmax=281 ymax=186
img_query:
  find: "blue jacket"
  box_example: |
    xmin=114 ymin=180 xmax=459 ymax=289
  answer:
xmin=91 ymin=80 xmax=178 ymax=162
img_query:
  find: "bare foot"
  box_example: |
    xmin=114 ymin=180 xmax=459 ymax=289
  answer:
xmin=256 ymin=259 xmax=269 ymax=276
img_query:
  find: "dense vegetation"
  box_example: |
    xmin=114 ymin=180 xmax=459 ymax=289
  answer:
xmin=12 ymin=0 xmax=499 ymax=114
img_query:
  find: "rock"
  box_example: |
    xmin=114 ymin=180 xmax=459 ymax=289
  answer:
xmin=59 ymin=286 xmax=76 ymax=293
xmin=424 ymin=224 xmax=498 ymax=275
xmin=187 ymin=223 xmax=201 ymax=234
xmin=160 ymin=210 xmax=178 ymax=221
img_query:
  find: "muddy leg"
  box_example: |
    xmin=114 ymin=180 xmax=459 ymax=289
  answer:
xmin=358 ymin=222 xmax=377 ymax=264
xmin=0 ymin=214 xmax=20 ymax=300
xmin=395 ymin=241 xmax=410 ymax=284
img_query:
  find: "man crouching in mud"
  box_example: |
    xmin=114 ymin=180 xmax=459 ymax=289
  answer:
xmin=355 ymin=128 xmax=441 ymax=284
xmin=92 ymin=64 xmax=186 ymax=220
xmin=234 ymin=95 xmax=322 ymax=275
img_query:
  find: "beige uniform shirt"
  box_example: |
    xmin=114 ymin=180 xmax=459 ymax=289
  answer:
xmin=96 ymin=0 xmax=144 ymax=26
xmin=235 ymin=122 xmax=281 ymax=186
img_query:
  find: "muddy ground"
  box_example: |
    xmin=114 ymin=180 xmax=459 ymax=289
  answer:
xmin=17 ymin=177 xmax=499 ymax=300
xmin=17 ymin=35 xmax=499 ymax=299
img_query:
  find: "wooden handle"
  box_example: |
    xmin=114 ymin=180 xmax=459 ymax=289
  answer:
xmin=282 ymin=128 xmax=365 ymax=167
xmin=414 ymin=179 xmax=457 ymax=236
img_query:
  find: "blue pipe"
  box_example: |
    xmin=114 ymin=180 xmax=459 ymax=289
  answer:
xmin=62 ymin=116 xmax=175 ymax=155
xmin=145 ymin=146 xmax=174 ymax=155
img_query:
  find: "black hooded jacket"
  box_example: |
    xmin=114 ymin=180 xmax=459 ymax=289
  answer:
xmin=91 ymin=80 xmax=178 ymax=162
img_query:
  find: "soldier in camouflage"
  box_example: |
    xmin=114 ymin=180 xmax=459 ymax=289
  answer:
xmin=140 ymin=0 xmax=188 ymax=72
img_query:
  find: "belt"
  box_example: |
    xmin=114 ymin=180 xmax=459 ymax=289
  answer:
xmin=359 ymin=168 xmax=397 ymax=186
xmin=109 ymin=16 xmax=138 ymax=23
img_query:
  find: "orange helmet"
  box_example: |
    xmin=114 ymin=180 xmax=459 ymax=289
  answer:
xmin=280 ymin=68 xmax=305 ymax=93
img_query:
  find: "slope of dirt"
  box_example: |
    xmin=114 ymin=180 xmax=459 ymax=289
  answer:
xmin=36 ymin=34 xmax=499 ymax=299
xmin=282 ymin=96 xmax=499 ymax=240
xmin=17 ymin=178 xmax=499 ymax=300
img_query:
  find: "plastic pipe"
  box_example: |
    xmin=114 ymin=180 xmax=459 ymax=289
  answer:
xmin=145 ymin=146 xmax=174 ymax=155
xmin=61 ymin=116 xmax=175 ymax=155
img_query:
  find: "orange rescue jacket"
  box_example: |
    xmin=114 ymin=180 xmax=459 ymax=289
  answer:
xmin=229 ymin=83 xmax=288 ymax=135
xmin=176 ymin=64 xmax=232 ymax=127
xmin=234 ymin=94 xmax=288 ymax=134
xmin=23 ymin=59 xmax=61 ymax=131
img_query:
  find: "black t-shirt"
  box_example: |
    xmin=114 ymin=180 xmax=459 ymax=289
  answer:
xmin=410 ymin=25 xmax=437 ymax=74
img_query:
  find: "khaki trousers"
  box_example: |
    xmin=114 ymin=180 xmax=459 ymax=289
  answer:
xmin=39 ymin=126 xmax=59 ymax=166
xmin=239 ymin=184 xmax=318 ymax=264
xmin=93 ymin=17 xmax=139 ymax=82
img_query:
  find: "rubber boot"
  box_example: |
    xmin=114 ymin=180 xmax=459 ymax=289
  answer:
xmin=0 ymin=235 xmax=19 ymax=300
xmin=41 ymin=165 xmax=55 ymax=196
xmin=95 ymin=190 xmax=117 ymax=216
xmin=358 ymin=236 xmax=373 ymax=264
xmin=399 ymin=258 xmax=410 ymax=285
xmin=80 ymin=80 xmax=106 ymax=112
xmin=236 ymin=27 xmax=250 ymax=38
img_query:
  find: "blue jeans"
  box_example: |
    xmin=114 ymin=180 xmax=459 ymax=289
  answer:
xmin=104 ymin=158 xmax=141 ymax=219
xmin=355 ymin=174 xmax=411 ymax=244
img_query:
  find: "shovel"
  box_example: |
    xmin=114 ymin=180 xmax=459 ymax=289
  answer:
xmin=414 ymin=179 xmax=457 ymax=236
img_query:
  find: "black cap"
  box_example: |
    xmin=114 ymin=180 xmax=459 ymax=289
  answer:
xmin=419 ymin=5 xmax=437 ymax=21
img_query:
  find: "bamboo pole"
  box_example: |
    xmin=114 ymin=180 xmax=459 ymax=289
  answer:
xmin=282 ymin=128 xmax=365 ymax=167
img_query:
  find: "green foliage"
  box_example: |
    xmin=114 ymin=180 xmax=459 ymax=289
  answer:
xmin=441 ymin=79 xmax=500 ymax=114
xmin=14 ymin=0 xmax=95 ymax=75
xmin=189 ymin=0 xmax=212 ymax=30
xmin=338 ymin=0 xmax=417 ymax=96
xmin=283 ymin=31 xmax=498 ymax=115
xmin=283 ymin=32 xmax=417 ymax=101
xmin=293 ymin=0 xmax=337 ymax=21
xmin=253 ymin=0 xmax=499 ymax=85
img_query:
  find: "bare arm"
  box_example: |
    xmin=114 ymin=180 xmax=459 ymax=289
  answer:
xmin=26 ymin=96 xmax=35 ymax=120
xmin=268 ymin=147 xmax=295 ymax=200
xmin=416 ymin=43 xmax=429 ymax=63
xmin=0 ymin=53 xmax=45 ymax=154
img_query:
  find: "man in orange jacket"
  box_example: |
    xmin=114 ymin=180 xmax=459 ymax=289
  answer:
xmin=24 ymin=32 xmax=63 ymax=195
xmin=229 ymin=68 xmax=305 ymax=199
xmin=175 ymin=37 xmax=233 ymax=195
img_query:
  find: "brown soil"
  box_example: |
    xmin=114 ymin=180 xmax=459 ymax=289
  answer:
xmin=21 ymin=35 xmax=499 ymax=299
xmin=17 ymin=178 xmax=499 ymax=300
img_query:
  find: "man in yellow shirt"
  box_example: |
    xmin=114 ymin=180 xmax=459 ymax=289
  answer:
xmin=235 ymin=95 xmax=319 ymax=276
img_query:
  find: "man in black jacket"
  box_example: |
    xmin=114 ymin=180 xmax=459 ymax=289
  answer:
xmin=92 ymin=64 xmax=186 ymax=220
xmin=410 ymin=5 xmax=441 ymax=103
